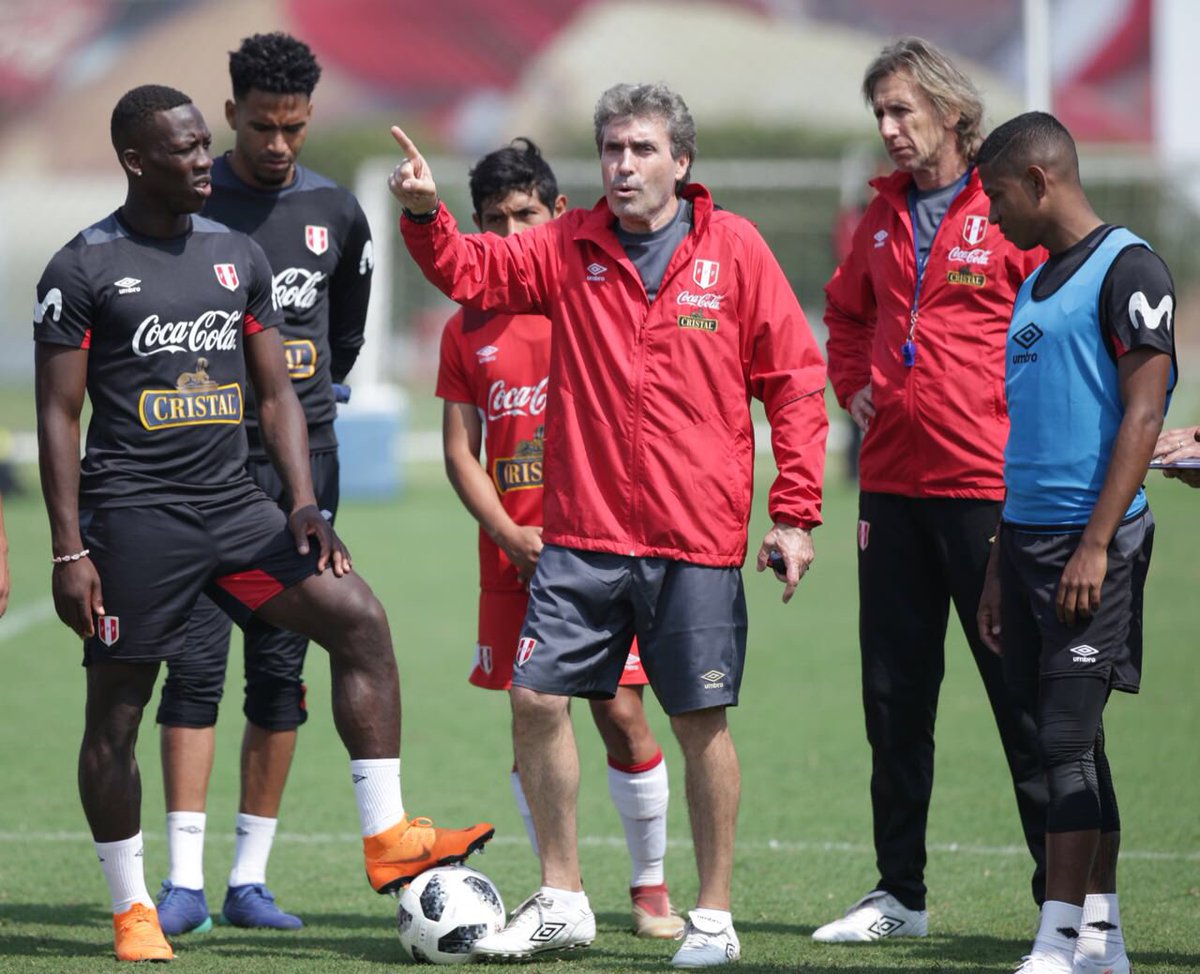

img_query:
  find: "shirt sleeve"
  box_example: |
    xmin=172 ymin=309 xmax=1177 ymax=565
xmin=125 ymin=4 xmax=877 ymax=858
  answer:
xmin=328 ymin=198 xmax=373 ymax=382
xmin=33 ymin=244 xmax=93 ymax=348
xmin=434 ymin=310 xmax=474 ymax=404
xmin=823 ymin=203 xmax=880 ymax=407
xmin=1101 ymin=246 xmax=1176 ymax=358
xmin=244 ymin=235 xmax=283 ymax=334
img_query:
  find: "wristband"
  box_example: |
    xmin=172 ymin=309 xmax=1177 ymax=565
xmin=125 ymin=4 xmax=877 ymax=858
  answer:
xmin=52 ymin=548 xmax=90 ymax=564
xmin=403 ymin=200 xmax=440 ymax=224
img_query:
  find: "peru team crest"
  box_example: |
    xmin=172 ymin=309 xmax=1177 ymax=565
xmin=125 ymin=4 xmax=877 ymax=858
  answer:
xmin=693 ymin=259 xmax=720 ymax=289
xmin=516 ymin=637 xmax=537 ymax=667
xmin=962 ymin=215 xmax=988 ymax=246
xmin=97 ymin=615 xmax=120 ymax=646
xmin=213 ymin=263 xmax=239 ymax=291
xmin=858 ymin=519 xmax=870 ymax=551
xmin=305 ymin=225 xmax=329 ymax=255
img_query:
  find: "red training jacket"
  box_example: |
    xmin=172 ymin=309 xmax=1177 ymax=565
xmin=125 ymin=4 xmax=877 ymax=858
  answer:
xmin=824 ymin=168 xmax=1045 ymax=499
xmin=404 ymin=183 xmax=828 ymax=567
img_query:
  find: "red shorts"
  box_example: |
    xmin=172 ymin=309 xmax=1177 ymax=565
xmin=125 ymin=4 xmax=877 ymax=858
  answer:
xmin=470 ymin=588 xmax=648 ymax=690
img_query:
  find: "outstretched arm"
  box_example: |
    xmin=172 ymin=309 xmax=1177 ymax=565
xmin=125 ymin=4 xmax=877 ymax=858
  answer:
xmin=387 ymin=127 xmax=440 ymax=215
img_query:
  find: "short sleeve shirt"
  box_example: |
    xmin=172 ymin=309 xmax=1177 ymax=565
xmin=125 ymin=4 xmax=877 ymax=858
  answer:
xmin=33 ymin=211 xmax=283 ymax=508
xmin=436 ymin=308 xmax=550 ymax=591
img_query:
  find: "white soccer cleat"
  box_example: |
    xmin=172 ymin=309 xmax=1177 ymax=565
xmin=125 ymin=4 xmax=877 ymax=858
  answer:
xmin=1073 ymin=954 xmax=1131 ymax=974
xmin=811 ymin=889 xmax=928 ymax=942
xmin=1014 ymin=952 xmax=1075 ymax=973
xmin=469 ymin=890 xmax=594 ymax=959
xmin=670 ymin=912 xmax=741 ymax=968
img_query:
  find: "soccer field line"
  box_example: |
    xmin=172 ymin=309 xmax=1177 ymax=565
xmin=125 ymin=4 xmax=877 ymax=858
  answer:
xmin=0 ymin=597 xmax=56 ymax=640
xmin=0 ymin=831 xmax=1195 ymax=862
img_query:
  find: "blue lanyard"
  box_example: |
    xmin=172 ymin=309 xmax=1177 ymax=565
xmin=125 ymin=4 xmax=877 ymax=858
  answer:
xmin=902 ymin=168 xmax=971 ymax=367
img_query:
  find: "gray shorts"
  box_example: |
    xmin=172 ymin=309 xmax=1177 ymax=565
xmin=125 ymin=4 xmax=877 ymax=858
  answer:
xmin=513 ymin=545 xmax=747 ymax=715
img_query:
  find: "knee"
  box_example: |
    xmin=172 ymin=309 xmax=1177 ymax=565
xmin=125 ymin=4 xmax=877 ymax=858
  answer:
xmin=670 ymin=706 xmax=729 ymax=757
xmin=510 ymin=687 xmax=569 ymax=729
xmin=1041 ymin=724 xmax=1100 ymax=832
xmin=156 ymin=670 xmax=222 ymax=728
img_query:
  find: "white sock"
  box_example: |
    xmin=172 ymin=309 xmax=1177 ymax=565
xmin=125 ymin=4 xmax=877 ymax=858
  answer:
xmin=165 ymin=811 xmax=206 ymax=891
xmin=228 ymin=813 xmax=276 ymax=887
xmin=1077 ymin=893 xmax=1125 ymax=961
xmin=1034 ymin=900 xmax=1083 ymax=964
xmin=510 ymin=769 xmax=539 ymax=856
xmin=690 ymin=907 xmax=733 ymax=930
xmin=95 ymin=832 xmax=153 ymax=914
xmin=607 ymin=751 xmax=668 ymax=887
xmin=541 ymin=885 xmax=588 ymax=908
xmin=350 ymin=758 xmax=404 ymax=836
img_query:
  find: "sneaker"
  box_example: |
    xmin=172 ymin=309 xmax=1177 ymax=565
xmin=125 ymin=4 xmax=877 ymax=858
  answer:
xmin=671 ymin=911 xmax=741 ymax=968
xmin=220 ymin=883 xmax=303 ymax=930
xmin=631 ymin=883 xmax=686 ymax=939
xmin=113 ymin=903 xmax=174 ymax=962
xmin=811 ymin=890 xmax=927 ymax=942
xmin=363 ymin=815 xmax=495 ymax=894
xmin=1014 ymin=953 xmax=1074 ymax=973
xmin=155 ymin=882 xmax=212 ymax=935
xmin=1074 ymin=955 xmax=1132 ymax=974
xmin=470 ymin=890 xmax=595 ymax=959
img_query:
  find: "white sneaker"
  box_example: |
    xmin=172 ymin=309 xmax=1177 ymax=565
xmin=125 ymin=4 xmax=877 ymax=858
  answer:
xmin=1073 ymin=954 xmax=1131 ymax=974
xmin=811 ymin=890 xmax=928 ymax=942
xmin=671 ymin=911 xmax=741 ymax=968
xmin=1014 ymin=952 xmax=1074 ymax=973
xmin=470 ymin=890 xmax=595 ymax=959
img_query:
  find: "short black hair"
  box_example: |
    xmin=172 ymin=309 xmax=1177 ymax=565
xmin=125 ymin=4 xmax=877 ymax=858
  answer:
xmin=229 ymin=32 xmax=321 ymax=100
xmin=468 ymin=138 xmax=559 ymax=216
xmin=111 ymin=84 xmax=192 ymax=153
xmin=977 ymin=110 xmax=1078 ymax=179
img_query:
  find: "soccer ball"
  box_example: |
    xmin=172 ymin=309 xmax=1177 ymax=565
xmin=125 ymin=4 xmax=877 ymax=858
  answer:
xmin=396 ymin=865 xmax=506 ymax=964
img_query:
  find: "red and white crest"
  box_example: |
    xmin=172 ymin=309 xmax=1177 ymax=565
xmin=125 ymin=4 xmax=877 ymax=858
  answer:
xmin=478 ymin=644 xmax=493 ymax=675
xmin=857 ymin=519 xmax=870 ymax=551
xmin=692 ymin=259 xmax=720 ymax=289
xmin=305 ymin=225 xmax=329 ymax=255
xmin=516 ymin=637 xmax=537 ymax=667
xmin=962 ymin=215 xmax=988 ymax=246
xmin=97 ymin=615 xmax=120 ymax=646
xmin=213 ymin=263 xmax=239 ymax=291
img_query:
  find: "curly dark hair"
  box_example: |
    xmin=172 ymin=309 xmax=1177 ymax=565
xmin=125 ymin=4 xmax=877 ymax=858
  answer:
xmin=468 ymin=138 xmax=559 ymax=216
xmin=229 ymin=32 xmax=321 ymax=99
xmin=111 ymin=84 xmax=192 ymax=151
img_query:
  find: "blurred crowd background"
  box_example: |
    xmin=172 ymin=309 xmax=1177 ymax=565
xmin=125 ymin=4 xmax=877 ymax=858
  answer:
xmin=2 ymin=0 xmax=1196 ymax=493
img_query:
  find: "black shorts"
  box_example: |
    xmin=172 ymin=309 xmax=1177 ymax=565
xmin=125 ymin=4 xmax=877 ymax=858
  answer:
xmin=80 ymin=486 xmax=320 ymax=666
xmin=156 ymin=451 xmax=339 ymax=729
xmin=513 ymin=545 xmax=747 ymax=716
xmin=999 ymin=510 xmax=1153 ymax=697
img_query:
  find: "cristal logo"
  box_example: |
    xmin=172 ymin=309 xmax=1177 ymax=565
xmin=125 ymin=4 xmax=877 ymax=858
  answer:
xmin=677 ymin=290 xmax=723 ymax=310
xmin=273 ymin=267 xmax=325 ymax=310
xmin=132 ymin=310 xmax=241 ymax=357
xmin=487 ymin=377 xmax=548 ymax=421
xmin=948 ymin=246 xmax=992 ymax=266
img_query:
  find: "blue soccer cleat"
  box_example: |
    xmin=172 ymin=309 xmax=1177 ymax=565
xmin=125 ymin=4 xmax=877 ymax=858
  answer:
xmin=155 ymin=880 xmax=214 ymax=935
xmin=220 ymin=883 xmax=304 ymax=930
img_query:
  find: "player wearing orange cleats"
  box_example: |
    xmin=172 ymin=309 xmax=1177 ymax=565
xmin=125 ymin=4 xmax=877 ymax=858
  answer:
xmin=364 ymin=817 xmax=496 ymax=894
xmin=113 ymin=904 xmax=174 ymax=963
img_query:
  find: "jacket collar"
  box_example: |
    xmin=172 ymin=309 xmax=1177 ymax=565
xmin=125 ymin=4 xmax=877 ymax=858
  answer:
xmin=870 ymin=166 xmax=979 ymax=212
xmin=573 ymin=182 xmax=713 ymax=254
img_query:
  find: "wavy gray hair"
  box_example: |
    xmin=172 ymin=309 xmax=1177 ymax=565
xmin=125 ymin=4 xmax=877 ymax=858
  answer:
xmin=593 ymin=83 xmax=696 ymax=188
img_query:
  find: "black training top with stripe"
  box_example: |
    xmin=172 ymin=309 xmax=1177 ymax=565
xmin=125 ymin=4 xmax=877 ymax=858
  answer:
xmin=203 ymin=155 xmax=372 ymax=454
xmin=33 ymin=211 xmax=282 ymax=508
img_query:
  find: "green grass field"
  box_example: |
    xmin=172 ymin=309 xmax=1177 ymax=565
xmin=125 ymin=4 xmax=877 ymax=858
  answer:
xmin=0 ymin=451 xmax=1197 ymax=973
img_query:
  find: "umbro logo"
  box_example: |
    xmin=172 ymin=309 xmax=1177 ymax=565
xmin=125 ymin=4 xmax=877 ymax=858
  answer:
xmin=352 ymin=773 xmax=368 ymax=783
xmin=475 ymin=344 xmax=499 ymax=364
xmin=1013 ymin=322 xmax=1044 ymax=349
xmin=114 ymin=277 xmax=142 ymax=294
xmin=700 ymin=669 xmax=726 ymax=690
xmin=1069 ymin=645 xmax=1099 ymax=664
xmin=177 ymin=825 xmax=202 ymax=834
xmin=586 ymin=262 xmax=607 ymax=282
xmin=869 ymin=914 xmax=907 ymax=937
xmin=236 ymin=827 xmax=249 ymax=836
xmin=873 ymin=230 xmax=888 ymax=248
xmin=531 ymin=922 xmax=566 ymax=942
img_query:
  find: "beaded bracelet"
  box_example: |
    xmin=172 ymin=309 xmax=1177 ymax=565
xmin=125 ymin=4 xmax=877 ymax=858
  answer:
xmin=52 ymin=548 xmax=90 ymax=564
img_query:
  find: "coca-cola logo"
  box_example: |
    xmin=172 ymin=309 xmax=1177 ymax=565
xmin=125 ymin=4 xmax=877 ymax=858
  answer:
xmin=677 ymin=290 xmax=724 ymax=310
xmin=133 ymin=310 xmax=241 ymax=357
xmin=487 ymin=377 xmax=548 ymax=421
xmin=273 ymin=267 xmax=326 ymax=310
xmin=947 ymin=246 xmax=992 ymax=266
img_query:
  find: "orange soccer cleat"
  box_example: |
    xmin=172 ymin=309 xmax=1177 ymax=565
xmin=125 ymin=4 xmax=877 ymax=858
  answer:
xmin=113 ymin=902 xmax=174 ymax=962
xmin=631 ymin=883 xmax=686 ymax=939
xmin=363 ymin=815 xmax=495 ymax=894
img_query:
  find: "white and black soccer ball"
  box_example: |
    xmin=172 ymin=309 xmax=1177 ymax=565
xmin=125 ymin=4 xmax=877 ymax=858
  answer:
xmin=396 ymin=865 xmax=505 ymax=964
